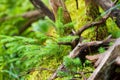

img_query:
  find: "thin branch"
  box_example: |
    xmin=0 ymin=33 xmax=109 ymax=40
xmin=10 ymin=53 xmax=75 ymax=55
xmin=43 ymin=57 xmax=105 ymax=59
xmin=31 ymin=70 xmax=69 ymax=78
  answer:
xmin=30 ymin=0 xmax=55 ymax=21
xmin=19 ymin=17 xmax=39 ymax=35
xmin=0 ymin=10 xmax=44 ymax=22
xmin=75 ymin=0 xmax=79 ymax=9
xmin=74 ymin=11 xmax=111 ymax=36
xmin=58 ymin=42 xmax=72 ymax=46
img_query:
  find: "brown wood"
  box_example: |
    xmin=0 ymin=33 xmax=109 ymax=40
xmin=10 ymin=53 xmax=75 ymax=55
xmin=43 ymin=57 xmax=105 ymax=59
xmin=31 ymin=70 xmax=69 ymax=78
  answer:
xmin=86 ymin=54 xmax=103 ymax=63
xmin=30 ymin=0 xmax=55 ymax=21
xmin=49 ymin=0 xmax=72 ymax=24
xmin=88 ymin=38 xmax=120 ymax=80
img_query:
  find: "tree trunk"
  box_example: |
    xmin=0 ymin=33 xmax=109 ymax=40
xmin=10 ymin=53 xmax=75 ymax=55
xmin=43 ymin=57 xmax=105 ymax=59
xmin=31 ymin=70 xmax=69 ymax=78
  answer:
xmin=85 ymin=0 xmax=108 ymax=40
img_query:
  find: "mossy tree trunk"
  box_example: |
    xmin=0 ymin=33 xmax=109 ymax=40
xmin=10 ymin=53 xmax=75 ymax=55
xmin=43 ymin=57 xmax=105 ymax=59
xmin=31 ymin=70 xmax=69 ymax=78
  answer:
xmin=85 ymin=0 xmax=108 ymax=40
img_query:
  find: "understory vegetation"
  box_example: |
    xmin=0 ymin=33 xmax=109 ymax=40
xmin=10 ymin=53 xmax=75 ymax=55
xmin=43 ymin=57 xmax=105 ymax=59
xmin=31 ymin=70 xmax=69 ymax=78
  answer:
xmin=0 ymin=0 xmax=120 ymax=80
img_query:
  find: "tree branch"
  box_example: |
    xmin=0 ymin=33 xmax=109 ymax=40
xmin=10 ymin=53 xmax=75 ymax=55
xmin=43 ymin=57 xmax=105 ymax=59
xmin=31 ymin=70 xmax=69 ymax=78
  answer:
xmin=0 ymin=10 xmax=44 ymax=22
xmin=30 ymin=0 xmax=55 ymax=21
xmin=74 ymin=10 xmax=111 ymax=36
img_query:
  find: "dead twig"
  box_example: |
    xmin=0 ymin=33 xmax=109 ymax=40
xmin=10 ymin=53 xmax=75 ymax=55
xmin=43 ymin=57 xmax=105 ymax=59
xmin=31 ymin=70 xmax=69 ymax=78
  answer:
xmin=30 ymin=0 xmax=55 ymax=21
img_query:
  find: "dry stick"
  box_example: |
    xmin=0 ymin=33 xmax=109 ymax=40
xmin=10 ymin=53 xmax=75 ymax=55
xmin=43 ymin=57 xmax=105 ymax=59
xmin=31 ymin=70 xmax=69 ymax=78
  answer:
xmin=19 ymin=0 xmax=55 ymax=35
xmin=48 ymin=35 xmax=112 ymax=80
xmin=30 ymin=0 xmax=55 ymax=21
xmin=75 ymin=0 xmax=79 ymax=9
xmin=76 ymin=0 xmax=119 ymax=35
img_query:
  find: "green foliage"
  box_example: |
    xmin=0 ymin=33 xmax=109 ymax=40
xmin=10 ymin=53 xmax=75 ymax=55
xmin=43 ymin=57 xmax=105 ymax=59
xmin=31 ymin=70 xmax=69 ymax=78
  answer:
xmin=0 ymin=1 xmax=77 ymax=79
xmin=58 ymin=35 xmax=78 ymax=42
xmin=63 ymin=56 xmax=82 ymax=71
xmin=98 ymin=47 xmax=106 ymax=53
xmin=0 ymin=34 xmax=70 ymax=80
xmin=44 ymin=7 xmax=74 ymax=36
xmin=32 ymin=20 xmax=51 ymax=34
xmin=0 ymin=0 xmax=34 ymax=35
xmin=0 ymin=0 xmax=120 ymax=80
xmin=57 ymin=56 xmax=82 ymax=78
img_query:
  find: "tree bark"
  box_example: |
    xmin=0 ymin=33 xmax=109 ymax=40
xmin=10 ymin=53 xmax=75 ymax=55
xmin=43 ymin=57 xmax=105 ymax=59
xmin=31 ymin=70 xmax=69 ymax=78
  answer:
xmin=30 ymin=0 xmax=55 ymax=21
xmin=85 ymin=0 xmax=108 ymax=40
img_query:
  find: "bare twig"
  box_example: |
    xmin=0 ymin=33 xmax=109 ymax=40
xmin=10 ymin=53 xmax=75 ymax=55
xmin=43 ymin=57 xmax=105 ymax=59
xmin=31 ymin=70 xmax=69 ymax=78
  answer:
xmin=30 ymin=0 xmax=55 ymax=21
